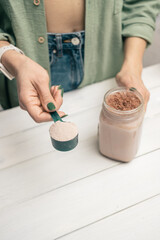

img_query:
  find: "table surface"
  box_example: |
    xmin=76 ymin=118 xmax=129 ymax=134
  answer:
xmin=0 ymin=64 xmax=160 ymax=240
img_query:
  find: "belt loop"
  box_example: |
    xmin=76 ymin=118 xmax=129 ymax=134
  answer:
xmin=56 ymin=34 xmax=63 ymax=57
xmin=75 ymin=32 xmax=82 ymax=49
xmin=78 ymin=32 xmax=82 ymax=48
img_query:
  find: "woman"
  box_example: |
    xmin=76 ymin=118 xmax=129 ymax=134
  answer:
xmin=0 ymin=0 xmax=159 ymax=122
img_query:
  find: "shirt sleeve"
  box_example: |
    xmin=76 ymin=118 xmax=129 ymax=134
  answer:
xmin=122 ymin=0 xmax=160 ymax=45
xmin=0 ymin=3 xmax=15 ymax=45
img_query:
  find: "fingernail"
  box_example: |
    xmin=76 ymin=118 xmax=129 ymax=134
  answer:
xmin=61 ymin=114 xmax=68 ymax=118
xmin=47 ymin=102 xmax=56 ymax=111
xmin=58 ymin=85 xmax=62 ymax=90
xmin=129 ymin=87 xmax=137 ymax=92
xmin=61 ymin=88 xmax=64 ymax=97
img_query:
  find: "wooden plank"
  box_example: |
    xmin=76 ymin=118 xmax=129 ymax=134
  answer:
xmin=141 ymin=64 xmax=160 ymax=90
xmin=57 ymin=194 xmax=160 ymax=240
xmin=145 ymin=83 xmax=160 ymax=118
xmin=0 ymin=107 xmax=39 ymax=138
xmin=0 ymin=64 xmax=160 ymax=138
xmin=0 ymin=149 xmax=160 ymax=240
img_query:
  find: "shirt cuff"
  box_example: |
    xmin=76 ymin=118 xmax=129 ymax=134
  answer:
xmin=122 ymin=23 xmax=155 ymax=46
xmin=0 ymin=33 xmax=15 ymax=45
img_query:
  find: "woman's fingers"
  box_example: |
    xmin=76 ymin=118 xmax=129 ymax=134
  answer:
xmin=25 ymin=98 xmax=67 ymax=123
xmin=26 ymin=104 xmax=52 ymax=122
xmin=57 ymin=110 xmax=67 ymax=118
xmin=116 ymin=73 xmax=150 ymax=111
xmin=36 ymin=78 xmax=58 ymax=112
xmin=15 ymin=56 xmax=65 ymax=123
xmin=50 ymin=85 xmax=64 ymax=110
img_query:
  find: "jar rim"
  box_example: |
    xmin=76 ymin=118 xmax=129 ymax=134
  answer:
xmin=103 ymin=87 xmax=144 ymax=115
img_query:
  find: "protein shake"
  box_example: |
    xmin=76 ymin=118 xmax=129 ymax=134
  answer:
xmin=98 ymin=87 xmax=145 ymax=162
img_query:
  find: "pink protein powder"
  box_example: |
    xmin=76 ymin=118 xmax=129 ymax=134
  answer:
xmin=49 ymin=121 xmax=78 ymax=141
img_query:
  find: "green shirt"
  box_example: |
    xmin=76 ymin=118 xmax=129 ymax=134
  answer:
xmin=0 ymin=0 xmax=159 ymax=109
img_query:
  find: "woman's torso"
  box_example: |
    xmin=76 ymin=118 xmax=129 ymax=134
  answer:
xmin=44 ymin=0 xmax=85 ymax=33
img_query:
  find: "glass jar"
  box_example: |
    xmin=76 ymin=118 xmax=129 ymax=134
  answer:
xmin=98 ymin=87 xmax=145 ymax=162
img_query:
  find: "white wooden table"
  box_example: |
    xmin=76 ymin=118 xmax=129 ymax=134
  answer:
xmin=0 ymin=64 xmax=160 ymax=240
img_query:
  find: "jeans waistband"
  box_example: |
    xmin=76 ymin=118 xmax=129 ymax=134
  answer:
xmin=47 ymin=30 xmax=85 ymax=47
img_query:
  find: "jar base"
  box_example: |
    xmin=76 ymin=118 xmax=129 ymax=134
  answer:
xmin=99 ymin=148 xmax=134 ymax=163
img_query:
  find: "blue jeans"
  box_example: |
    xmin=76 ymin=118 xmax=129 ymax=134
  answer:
xmin=48 ymin=31 xmax=85 ymax=92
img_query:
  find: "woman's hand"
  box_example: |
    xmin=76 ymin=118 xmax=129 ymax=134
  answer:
xmin=116 ymin=63 xmax=150 ymax=110
xmin=116 ymin=37 xmax=150 ymax=111
xmin=2 ymin=50 xmax=65 ymax=122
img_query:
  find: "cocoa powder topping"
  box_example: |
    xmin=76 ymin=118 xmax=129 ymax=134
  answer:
xmin=106 ymin=91 xmax=141 ymax=111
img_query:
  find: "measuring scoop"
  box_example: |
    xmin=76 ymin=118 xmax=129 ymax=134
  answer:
xmin=49 ymin=111 xmax=78 ymax=151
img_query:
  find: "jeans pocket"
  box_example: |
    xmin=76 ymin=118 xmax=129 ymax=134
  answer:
xmin=113 ymin=0 xmax=123 ymax=15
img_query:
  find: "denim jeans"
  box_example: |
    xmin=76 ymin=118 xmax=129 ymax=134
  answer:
xmin=48 ymin=31 xmax=85 ymax=92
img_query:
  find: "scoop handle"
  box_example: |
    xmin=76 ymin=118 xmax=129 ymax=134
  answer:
xmin=50 ymin=111 xmax=63 ymax=122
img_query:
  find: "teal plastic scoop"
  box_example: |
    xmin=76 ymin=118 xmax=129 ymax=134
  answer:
xmin=49 ymin=111 xmax=78 ymax=151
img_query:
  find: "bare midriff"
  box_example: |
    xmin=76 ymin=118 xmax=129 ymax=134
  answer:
xmin=44 ymin=0 xmax=85 ymax=33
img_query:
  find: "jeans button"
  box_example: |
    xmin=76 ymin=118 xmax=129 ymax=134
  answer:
xmin=71 ymin=37 xmax=80 ymax=45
